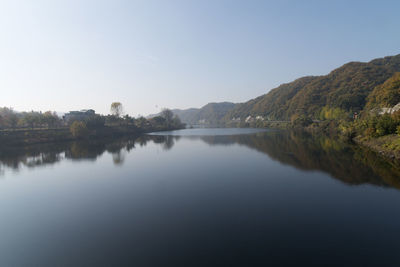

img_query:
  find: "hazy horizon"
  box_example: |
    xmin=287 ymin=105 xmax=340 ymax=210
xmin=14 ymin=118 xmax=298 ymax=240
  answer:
xmin=1 ymin=0 xmax=400 ymax=116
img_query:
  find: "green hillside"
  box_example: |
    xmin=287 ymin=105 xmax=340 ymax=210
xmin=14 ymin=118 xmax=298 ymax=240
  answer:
xmin=161 ymin=102 xmax=237 ymax=125
xmin=366 ymin=72 xmax=400 ymax=109
xmin=169 ymin=108 xmax=199 ymax=124
xmin=195 ymin=102 xmax=237 ymax=124
xmin=224 ymin=54 xmax=400 ymax=121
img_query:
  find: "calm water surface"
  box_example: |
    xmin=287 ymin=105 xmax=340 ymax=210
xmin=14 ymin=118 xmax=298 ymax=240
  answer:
xmin=0 ymin=128 xmax=400 ymax=266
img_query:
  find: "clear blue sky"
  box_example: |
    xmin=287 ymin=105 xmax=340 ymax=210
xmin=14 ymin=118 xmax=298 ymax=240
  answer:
xmin=1 ymin=0 xmax=399 ymax=116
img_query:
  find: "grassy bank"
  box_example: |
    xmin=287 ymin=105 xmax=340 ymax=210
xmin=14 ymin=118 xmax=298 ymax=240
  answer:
xmin=354 ymin=134 xmax=400 ymax=161
xmin=301 ymin=118 xmax=400 ymax=162
xmin=233 ymin=117 xmax=400 ymax=163
xmin=0 ymin=126 xmax=135 ymax=147
xmin=0 ymin=125 xmax=183 ymax=147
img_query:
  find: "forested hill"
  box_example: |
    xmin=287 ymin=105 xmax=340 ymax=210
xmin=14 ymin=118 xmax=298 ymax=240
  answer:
xmin=150 ymin=102 xmax=237 ymax=125
xmin=366 ymin=72 xmax=400 ymax=109
xmin=223 ymin=54 xmax=400 ymax=121
xmin=155 ymin=54 xmax=400 ymax=125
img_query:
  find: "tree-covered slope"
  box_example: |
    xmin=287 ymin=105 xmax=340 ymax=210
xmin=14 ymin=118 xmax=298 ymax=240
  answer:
xmin=226 ymin=76 xmax=317 ymax=120
xmin=169 ymin=108 xmax=199 ymax=124
xmin=153 ymin=102 xmax=237 ymax=125
xmin=366 ymin=72 xmax=400 ymax=109
xmin=224 ymin=54 xmax=400 ymax=121
xmin=195 ymin=102 xmax=237 ymax=124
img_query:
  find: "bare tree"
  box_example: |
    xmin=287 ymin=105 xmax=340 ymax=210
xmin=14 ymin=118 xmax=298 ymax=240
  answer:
xmin=161 ymin=108 xmax=174 ymax=127
xmin=110 ymin=102 xmax=123 ymax=117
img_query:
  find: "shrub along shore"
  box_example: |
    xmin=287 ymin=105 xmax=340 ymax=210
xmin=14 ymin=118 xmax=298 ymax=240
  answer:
xmin=295 ymin=110 xmax=400 ymax=162
xmin=227 ymin=110 xmax=400 ymax=162
xmin=0 ymin=125 xmax=183 ymax=147
xmin=0 ymin=105 xmax=185 ymax=147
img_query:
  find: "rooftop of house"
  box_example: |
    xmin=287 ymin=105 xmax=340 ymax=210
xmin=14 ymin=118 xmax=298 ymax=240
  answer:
xmin=66 ymin=109 xmax=95 ymax=115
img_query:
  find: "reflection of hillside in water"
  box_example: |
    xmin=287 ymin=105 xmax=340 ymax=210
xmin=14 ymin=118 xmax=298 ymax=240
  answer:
xmin=1 ymin=132 xmax=399 ymax=190
xmin=198 ymin=131 xmax=400 ymax=189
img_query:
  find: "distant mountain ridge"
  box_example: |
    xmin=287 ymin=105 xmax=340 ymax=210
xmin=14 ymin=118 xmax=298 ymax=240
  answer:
xmin=149 ymin=102 xmax=237 ymax=125
xmin=223 ymin=54 xmax=400 ymax=121
xmin=153 ymin=54 xmax=400 ymax=125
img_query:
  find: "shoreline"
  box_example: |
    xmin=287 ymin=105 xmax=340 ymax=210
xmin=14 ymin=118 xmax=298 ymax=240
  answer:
xmin=353 ymin=135 xmax=400 ymax=162
xmin=2 ymin=125 xmax=400 ymax=166
xmin=0 ymin=126 xmax=183 ymax=148
xmin=239 ymin=122 xmax=400 ymax=163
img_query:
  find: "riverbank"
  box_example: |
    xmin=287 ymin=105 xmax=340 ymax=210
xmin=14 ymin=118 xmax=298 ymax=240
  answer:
xmin=304 ymin=121 xmax=400 ymax=163
xmin=354 ymin=134 xmax=400 ymax=161
xmin=240 ymin=120 xmax=400 ymax=163
xmin=304 ymin=120 xmax=400 ymax=162
xmin=0 ymin=125 xmax=183 ymax=147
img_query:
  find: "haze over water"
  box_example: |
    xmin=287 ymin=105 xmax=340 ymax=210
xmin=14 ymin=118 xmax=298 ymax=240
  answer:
xmin=0 ymin=129 xmax=400 ymax=266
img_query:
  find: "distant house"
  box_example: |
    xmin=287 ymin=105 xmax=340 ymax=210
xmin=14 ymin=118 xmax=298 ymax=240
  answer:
xmin=256 ymin=115 xmax=264 ymax=121
xmin=245 ymin=116 xmax=254 ymax=123
xmin=231 ymin=117 xmax=241 ymax=122
xmin=379 ymin=103 xmax=400 ymax=115
xmin=63 ymin=109 xmax=95 ymax=123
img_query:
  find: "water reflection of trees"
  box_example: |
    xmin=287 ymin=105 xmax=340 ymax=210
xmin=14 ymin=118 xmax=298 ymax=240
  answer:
xmin=0 ymin=136 xmax=171 ymax=174
xmin=0 ymin=143 xmax=67 ymax=172
xmin=1 ymin=132 xmax=400 ymax=190
xmin=199 ymin=131 xmax=400 ymax=190
xmin=144 ymin=132 xmax=400 ymax=190
xmin=144 ymin=135 xmax=178 ymax=150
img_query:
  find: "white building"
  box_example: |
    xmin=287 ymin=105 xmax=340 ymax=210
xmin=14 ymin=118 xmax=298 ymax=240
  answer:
xmin=256 ymin=116 xmax=264 ymax=121
xmin=245 ymin=116 xmax=253 ymax=123
xmin=379 ymin=103 xmax=400 ymax=115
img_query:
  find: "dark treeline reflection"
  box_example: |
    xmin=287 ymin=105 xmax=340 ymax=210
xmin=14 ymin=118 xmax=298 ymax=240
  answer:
xmin=1 ymin=131 xmax=400 ymax=190
xmin=0 ymin=135 xmax=178 ymax=174
xmin=198 ymin=131 xmax=400 ymax=189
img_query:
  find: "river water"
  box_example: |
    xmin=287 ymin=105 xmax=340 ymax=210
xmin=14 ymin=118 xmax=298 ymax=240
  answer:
xmin=0 ymin=128 xmax=399 ymax=266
